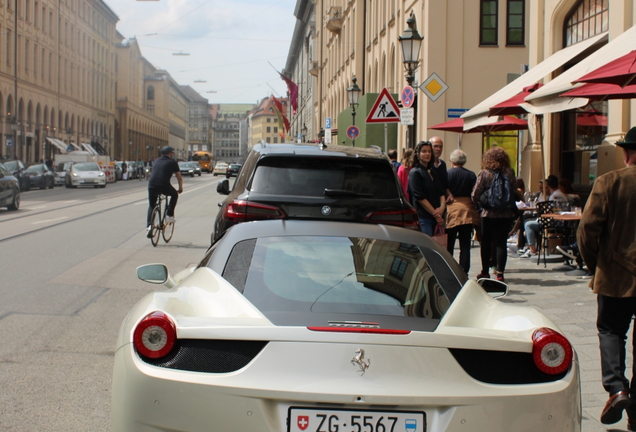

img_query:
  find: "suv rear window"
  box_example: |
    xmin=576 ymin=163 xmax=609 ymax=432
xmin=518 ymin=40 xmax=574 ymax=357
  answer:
xmin=221 ymin=236 xmax=455 ymax=331
xmin=249 ymin=157 xmax=399 ymax=199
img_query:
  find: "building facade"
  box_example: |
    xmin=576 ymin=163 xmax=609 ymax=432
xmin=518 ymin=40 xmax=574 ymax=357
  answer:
xmin=285 ymin=0 xmax=530 ymax=174
xmin=115 ymin=37 xmax=170 ymax=162
xmin=211 ymin=104 xmax=253 ymax=163
xmin=0 ymin=0 xmax=119 ymax=163
xmin=250 ymin=97 xmax=289 ymax=146
xmin=181 ymin=85 xmax=210 ymax=156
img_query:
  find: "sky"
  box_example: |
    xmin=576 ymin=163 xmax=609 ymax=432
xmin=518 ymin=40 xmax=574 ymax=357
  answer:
xmin=105 ymin=0 xmax=298 ymax=105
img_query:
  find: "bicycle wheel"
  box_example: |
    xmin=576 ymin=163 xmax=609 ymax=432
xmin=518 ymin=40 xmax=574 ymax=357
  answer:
xmin=162 ymin=199 xmax=174 ymax=243
xmin=150 ymin=206 xmax=162 ymax=247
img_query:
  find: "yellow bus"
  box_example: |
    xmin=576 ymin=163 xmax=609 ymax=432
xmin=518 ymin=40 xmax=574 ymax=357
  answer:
xmin=191 ymin=151 xmax=214 ymax=173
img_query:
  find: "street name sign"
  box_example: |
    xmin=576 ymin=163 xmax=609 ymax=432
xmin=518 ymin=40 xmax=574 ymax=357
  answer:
xmin=447 ymin=108 xmax=469 ymax=118
xmin=366 ymin=88 xmax=401 ymax=123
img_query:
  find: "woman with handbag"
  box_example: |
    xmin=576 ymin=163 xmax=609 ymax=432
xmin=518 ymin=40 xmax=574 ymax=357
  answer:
xmin=446 ymin=149 xmax=479 ymax=274
xmin=471 ymin=147 xmax=517 ymax=282
xmin=408 ymin=141 xmax=446 ymax=237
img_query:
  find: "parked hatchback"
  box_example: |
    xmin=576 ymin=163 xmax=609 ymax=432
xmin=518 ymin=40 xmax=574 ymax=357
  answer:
xmin=214 ymin=143 xmax=418 ymax=242
xmin=25 ymin=164 xmax=55 ymax=189
xmin=0 ymin=162 xmax=20 ymax=210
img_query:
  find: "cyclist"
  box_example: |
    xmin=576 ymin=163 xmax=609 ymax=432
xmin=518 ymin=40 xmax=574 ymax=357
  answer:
xmin=146 ymin=146 xmax=183 ymax=237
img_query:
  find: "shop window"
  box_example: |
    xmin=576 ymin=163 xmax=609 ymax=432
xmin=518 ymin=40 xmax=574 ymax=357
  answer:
xmin=506 ymin=0 xmax=525 ymax=46
xmin=480 ymin=0 xmax=498 ymax=46
xmin=561 ymin=101 xmax=607 ymax=186
xmin=482 ymin=131 xmax=519 ymax=175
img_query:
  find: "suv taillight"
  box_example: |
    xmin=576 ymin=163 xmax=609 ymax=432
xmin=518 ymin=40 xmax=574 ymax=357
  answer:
xmin=223 ymin=200 xmax=287 ymax=223
xmin=532 ymin=327 xmax=573 ymax=375
xmin=365 ymin=208 xmax=420 ymax=230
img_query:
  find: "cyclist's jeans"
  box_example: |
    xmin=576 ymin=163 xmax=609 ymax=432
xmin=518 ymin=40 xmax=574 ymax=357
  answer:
xmin=147 ymin=185 xmax=178 ymax=226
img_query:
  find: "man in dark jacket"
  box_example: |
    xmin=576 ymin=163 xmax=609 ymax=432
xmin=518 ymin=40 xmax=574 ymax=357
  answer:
xmin=578 ymin=127 xmax=636 ymax=428
xmin=146 ymin=146 xmax=183 ymax=237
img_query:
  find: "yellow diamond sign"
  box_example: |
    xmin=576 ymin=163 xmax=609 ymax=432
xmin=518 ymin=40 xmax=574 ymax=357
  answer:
xmin=420 ymin=73 xmax=448 ymax=102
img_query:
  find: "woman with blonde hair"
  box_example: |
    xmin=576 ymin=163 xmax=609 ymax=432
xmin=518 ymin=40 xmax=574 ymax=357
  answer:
xmin=471 ymin=147 xmax=517 ymax=282
xmin=396 ymin=148 xmax=414 ymax=202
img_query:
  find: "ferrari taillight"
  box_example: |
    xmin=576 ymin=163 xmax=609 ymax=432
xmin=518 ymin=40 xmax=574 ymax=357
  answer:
xmin=133 ymin=311 xmax=177 ymax=359
xmin=365 ymin=208 xmax=420 ymax=230
xmin=532 ymin=327 xmax=573 ymax=375
xmin=222 ymin=200 xmax=286 ymax=223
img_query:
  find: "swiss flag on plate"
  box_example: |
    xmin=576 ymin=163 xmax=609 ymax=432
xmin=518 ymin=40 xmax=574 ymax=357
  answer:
xmin=297 ymin=415 xmax=309 ymax=430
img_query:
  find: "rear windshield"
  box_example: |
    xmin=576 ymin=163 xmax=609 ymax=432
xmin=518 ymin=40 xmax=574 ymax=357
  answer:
xmin=4 ymin=161 xmax=17 ymax=170
xmin=220 ymin=236 xmax=457 ymax=330
xmin=250 ymin=157 xmax=399 ymax=199
xmin=26 ymin=164 xmax=44 ymax=172
xmin=74 ymin=163 xmax=100 ymax=171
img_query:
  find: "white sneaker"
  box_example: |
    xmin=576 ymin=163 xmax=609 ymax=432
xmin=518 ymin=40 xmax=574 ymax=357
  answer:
xmin=520 ymin=250 xmax=536 ymax=259
xmin=146 ymin=226 xmax=153 ymax=238
xmin=517 ymin=247 xmax=529 ymax=255
xmin=164 ymin=216 xmax=176 ymax=223
xmin=556 ymin=245 xmax=577 ymax=260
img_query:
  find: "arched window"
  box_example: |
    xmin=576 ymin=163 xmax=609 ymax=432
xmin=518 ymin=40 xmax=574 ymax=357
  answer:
xmin=564 ymin=0 xmax=608 ymax=47
xmin=147 ymin=86 xmax=154 ymax=100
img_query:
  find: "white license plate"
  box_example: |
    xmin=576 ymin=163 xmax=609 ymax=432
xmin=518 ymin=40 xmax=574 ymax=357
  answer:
xmin=288 ymin=407 xmax=425 ymax=432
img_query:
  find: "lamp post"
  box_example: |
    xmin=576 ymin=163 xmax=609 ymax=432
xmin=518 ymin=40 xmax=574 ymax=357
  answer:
xmin=398 ymin=12 xmax=423 ymax=149
xmin=347 ymin=76 xmax=362 ymax=146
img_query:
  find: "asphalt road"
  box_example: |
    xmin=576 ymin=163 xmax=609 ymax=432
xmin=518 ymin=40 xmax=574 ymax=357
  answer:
xmin=0 ymin=174 xmax=226 ymax=431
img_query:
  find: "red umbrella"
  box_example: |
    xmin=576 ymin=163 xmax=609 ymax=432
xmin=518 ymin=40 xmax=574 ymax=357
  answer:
xmin=429 ymin=116 xmax=528 ymax=133
xmin=573 ymin=50 xmax=636 ymax=87
xmin=488 ymin=83 xmax=543 ymax=116
xmin=560 ymin=81 xmax=636 ymax=101
xmin=576 ymin=111 xmax=607 ymax=127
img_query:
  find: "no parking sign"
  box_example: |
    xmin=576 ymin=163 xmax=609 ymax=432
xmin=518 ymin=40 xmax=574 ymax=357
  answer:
xmin=346 ymin=126 xmax=360 ymax=140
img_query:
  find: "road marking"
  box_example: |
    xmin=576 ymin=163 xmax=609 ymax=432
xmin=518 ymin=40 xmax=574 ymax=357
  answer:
xmin=64 ymin=200 xmax=79 ymax=203
xmin=32 ymin=217 xmax=68 ymax=225
xmin=24 ymin=205 xmax=47 ymax=210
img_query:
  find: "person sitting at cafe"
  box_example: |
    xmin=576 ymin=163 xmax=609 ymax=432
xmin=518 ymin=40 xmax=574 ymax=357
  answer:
xmin=519 ymin=175 xmax=569 ymax=259
xmin=559 ymin=178 xmax=581 ymax=208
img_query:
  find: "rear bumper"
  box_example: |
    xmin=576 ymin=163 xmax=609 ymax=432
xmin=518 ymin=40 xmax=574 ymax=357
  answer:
xmin=112 ymin=342 xmax=581 ymax=432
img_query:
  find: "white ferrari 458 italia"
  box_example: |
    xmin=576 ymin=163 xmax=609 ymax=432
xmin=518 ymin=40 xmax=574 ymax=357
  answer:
xmin=111 ymin=220 xmax=581 ymax=432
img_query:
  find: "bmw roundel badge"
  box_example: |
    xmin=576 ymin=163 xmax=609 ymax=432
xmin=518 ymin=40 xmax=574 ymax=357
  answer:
xmin=321 ymin=206 xmax=332 ymax=216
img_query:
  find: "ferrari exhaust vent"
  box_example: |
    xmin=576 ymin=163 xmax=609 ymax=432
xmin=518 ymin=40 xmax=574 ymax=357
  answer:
xmin=532 ymin=327 xmax=573 ymax=375
xmin=133 ymin=311 xmax=177 ymax=359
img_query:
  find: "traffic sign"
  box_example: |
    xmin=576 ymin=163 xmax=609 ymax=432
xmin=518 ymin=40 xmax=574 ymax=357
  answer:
xmin=366 ymin=88 xmax=401 ymax=123
xmin=5 ymin=138 xmax=13 ymax=147
xmin=401 ymin=86 xmax=415 ymax=108
xmin=325 ymin=117 xmax=332 ymax=129
xmin=346 ymin=125 xmax=360 ymax=140
xmin=400 ymin=108 xmax=414 ymax=125
xmin=447 ymin=108 xmax=469 ymax=118
xmin=420 ymin=73 xmax=449 ymax=102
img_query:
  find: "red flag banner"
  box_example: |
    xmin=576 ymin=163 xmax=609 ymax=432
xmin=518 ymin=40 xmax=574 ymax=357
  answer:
xmin=279 ymin=73 xmax=298 ymax=114
xmin=271 ymin=96 xmax=291 ymax=133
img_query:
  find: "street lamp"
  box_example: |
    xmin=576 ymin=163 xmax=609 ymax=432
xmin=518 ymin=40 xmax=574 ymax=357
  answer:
xmin=398 ymin=12 xmax=423 ymax=148
xmin=347 ymin=76 xmax=362 ymax=146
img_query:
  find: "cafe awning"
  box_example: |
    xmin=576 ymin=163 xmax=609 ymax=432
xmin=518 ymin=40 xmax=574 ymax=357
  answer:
xmin=461 ymin=32 xmax=607 ymax=129
xmin=525 ymin=25 xmax=636 ymax=113
xmin=46 ymin=138 xmax=68 ymax=153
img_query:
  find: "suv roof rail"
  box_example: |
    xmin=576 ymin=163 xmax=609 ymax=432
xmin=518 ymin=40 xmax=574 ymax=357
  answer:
xmin=369 ymin=145 xmax=383 ymax=154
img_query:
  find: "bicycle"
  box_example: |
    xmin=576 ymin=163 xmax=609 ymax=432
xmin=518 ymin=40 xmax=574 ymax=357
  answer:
xmin=148 ymin=194 xmax=175 ymax=247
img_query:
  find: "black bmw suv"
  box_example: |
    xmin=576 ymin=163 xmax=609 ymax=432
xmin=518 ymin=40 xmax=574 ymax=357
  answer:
xmin=214 ymin=143 xmax=418 ymax=242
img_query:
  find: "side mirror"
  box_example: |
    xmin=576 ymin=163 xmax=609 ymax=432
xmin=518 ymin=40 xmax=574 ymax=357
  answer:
xmin=216 ymin=179 xmax=230 ymax=195
xmin=477 ymin=278 xmax=508 ymax=298
xmin=137 ymin=264 xmax=168 ymax=284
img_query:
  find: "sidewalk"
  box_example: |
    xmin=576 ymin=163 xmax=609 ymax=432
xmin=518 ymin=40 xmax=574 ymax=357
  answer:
xmin=461 ymin=243 xmax=633 ymax=432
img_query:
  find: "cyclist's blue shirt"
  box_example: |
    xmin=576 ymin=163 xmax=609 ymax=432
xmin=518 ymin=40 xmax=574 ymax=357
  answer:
xmin=148 ymin=155 xmax=179 ymax=189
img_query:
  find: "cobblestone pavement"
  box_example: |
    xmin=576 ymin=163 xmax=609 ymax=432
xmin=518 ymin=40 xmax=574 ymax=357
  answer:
xmin=461 ymin=244 xmax=633 ymax=432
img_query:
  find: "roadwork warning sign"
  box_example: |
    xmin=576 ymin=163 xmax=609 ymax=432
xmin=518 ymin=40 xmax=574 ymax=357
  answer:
xmin=366 ymin=88 xmax=401 ymax=123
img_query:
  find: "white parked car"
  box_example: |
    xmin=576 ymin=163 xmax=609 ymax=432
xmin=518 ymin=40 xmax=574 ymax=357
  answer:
xmin=111 ymin=220 xmax=580 ymax=432
xmin=212 ymin=162 xmax=228 ymax=176
xmin=65 ymin=162 xmax=106 ymax=188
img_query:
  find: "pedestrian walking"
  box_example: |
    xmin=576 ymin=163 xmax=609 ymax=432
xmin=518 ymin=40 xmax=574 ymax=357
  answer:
xmin=408 ymin=141 xmax=446 ymax=237
xmin=430 ymin=136 xmax=454 ymax=204
xmin=471 ymin=147 xmax=517 ymax=282
xmin=388 ymin=149 xmax=401 ymax=171
xmin=577 ymin=126 xmax=636 ymax=429
xmin=396 ymin=148 xmax=413 ymax=202
xmin=445 ymin=149 xmax=479 ymax=274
